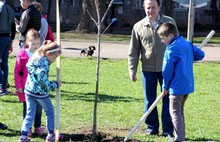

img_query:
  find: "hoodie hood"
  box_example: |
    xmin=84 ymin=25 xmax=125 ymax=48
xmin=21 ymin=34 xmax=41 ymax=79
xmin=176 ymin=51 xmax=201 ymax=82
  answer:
xmin=168 ymin=36 xmax=191 ymax=56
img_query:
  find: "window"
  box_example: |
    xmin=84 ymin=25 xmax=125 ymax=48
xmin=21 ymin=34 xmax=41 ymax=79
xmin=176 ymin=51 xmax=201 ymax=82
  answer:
xmin=174 ymin=2 xmax=181 ymax=9
xmin=72 ymin=0 xmax=82 ymax=7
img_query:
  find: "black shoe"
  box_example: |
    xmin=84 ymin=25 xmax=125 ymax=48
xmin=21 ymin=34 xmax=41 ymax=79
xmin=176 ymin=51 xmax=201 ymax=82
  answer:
xmin=0 ymin=122 xmax=8 ymax=130
xmin=0 ymin=89 xmax=11 ymax=96
xmin=6 ymin=82 xmax=10 ymax=88
xmin=147 ymin=131 xmax=159 ymax=135
xmin=162 ymin=133 xmax=175 ymax=142
xmin=162 ymin=133 xmax=174 ymax=138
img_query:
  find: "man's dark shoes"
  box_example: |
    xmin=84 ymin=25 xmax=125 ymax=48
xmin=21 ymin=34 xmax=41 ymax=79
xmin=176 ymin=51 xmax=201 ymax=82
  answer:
xmin=0 ymin=122 xmax=8 ymax=130
xmin=146 ymin=131 xmax=159 ymax=136
xmin=162 ymin=133 xmax=174 ymax=138
xmin=162 ymin=133 xmax=175 ymax=141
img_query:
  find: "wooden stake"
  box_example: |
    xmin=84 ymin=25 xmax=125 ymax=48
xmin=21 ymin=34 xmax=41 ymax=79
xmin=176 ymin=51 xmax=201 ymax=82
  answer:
xmin=55 ymin=0 xmax=61 ymax=141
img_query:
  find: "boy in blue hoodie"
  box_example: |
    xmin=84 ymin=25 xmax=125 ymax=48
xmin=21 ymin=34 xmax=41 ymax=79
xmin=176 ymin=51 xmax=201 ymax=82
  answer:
xmin=157 ymin=22 xmax=205 ymax=141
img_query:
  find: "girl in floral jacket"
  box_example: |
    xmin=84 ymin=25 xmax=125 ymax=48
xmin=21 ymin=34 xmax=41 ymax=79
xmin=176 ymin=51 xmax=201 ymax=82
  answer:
xmin=18 ymin=41 xmax=62 ymax=142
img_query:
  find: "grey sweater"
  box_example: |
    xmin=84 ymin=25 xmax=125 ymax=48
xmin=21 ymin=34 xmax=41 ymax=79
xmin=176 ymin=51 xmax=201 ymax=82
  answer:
xmin=128 ymin=14 xmax=178 ymax=75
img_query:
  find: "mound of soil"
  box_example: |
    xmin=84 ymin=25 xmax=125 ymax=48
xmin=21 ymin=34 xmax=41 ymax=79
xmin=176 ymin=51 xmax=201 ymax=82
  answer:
xmin=61 ymin=132 xmax=140 ymax=142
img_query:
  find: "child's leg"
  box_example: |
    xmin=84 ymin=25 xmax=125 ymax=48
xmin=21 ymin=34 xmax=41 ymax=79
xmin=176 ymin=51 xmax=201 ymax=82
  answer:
xmin=34 ymin=103 xmax=46 ymax=136
xmin=34 ymin=102 xmax=42 ymax=128
xmin=20 ymin=95 xmax=37 ymax=136
xmin=169 ymin=95 xmax=188 ymax=141
xmin=36 ymin=97 xmax=54 ymax=133
xmin=23 ymin=102 xmax=27 ymax=119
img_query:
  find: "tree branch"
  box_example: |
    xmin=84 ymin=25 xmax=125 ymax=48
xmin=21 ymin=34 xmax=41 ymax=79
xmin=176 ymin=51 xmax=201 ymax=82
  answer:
xmin=87 ymin=9 xmax=98 ymax=26
xmin=95 ymin=0 xmax=100 ymax=25
xmin=101 ymin=0 xmax=113 ymax=23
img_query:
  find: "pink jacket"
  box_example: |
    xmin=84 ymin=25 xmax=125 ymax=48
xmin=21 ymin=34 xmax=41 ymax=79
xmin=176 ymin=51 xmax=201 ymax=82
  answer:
xmin=14 ymin=47 xmax=29 ymax=102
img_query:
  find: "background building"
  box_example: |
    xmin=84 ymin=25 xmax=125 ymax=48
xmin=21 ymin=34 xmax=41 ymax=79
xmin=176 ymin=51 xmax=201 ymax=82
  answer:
xmin=9 ymin=0 xmax=220 ymax=34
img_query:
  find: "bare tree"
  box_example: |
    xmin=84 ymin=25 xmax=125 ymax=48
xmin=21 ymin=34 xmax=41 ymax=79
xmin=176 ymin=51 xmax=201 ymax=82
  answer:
xmin=47 ymin=0 xmax=52 ymax=21
xmin=211 ymin=0 xmax=218 ymax=30
xmin=86 ymin=0 xmax=113 ymax=140
xmin=76 ymin=0 xmax=106 ymax=33
xmin=161 ymin=0 xmax=174 ymax=17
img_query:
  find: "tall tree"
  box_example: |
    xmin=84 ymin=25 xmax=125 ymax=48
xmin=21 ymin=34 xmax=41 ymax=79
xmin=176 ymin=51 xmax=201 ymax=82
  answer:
xmin=47 ymin=0 xmax=52 ymax=22
xmin=6 ymin=0 xmax=14 ymax=7
xmin=211 ymin=0 xmax=218 ymax=30
xmin=161 ymin=0 xmax=174 ymax=17
xmin=76 ymin=0 xmax=106 ymax=33
xmin=84 ymin=0 xmax=114 ymax=140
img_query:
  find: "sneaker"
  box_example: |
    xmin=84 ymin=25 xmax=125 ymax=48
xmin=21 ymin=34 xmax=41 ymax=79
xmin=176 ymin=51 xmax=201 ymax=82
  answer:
xmin=46 ymin=133 xmax=63 ymax=142
xmin=46 ymin=133 xmax=55 ymax=142
xmin=18 ymin=135 xmax=30 ymax=142
xmin=27 ymin=129 xmax=32 ymax=138
xmin=34 ymin=126 xmax=47 ymax=136
xmin=6 ymin=82 xmax=10 ymax=88
xmin=0 ymin=89 xmax=11 ymax=96
xmin=0 ymin=122 xmax=7 ymax=130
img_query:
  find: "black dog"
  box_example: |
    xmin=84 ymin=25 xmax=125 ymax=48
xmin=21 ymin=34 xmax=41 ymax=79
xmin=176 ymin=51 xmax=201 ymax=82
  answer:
xmin=80 ymin=46 xmax=96 ymax=57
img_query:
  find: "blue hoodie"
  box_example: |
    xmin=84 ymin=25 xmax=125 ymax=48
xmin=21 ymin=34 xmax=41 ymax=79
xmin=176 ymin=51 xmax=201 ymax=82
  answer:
xmin=162 ymin=36 xmax=205 ymax=95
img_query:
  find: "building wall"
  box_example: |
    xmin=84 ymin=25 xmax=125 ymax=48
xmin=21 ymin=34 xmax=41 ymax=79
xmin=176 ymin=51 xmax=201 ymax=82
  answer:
xmin=8 ymin=0 xmax=219 ymax=32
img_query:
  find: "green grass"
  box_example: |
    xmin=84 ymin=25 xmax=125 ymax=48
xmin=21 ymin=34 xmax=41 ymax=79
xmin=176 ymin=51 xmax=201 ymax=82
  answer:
xmin=59 ymin=32 xmax=132 ymax=42
xmin=57 ymin=32 xmax=220 ymax=44
xmin=1 ymin=57 xmax=220 ymax=141
xmin=193 ymin=36 xmax=220 ymax=44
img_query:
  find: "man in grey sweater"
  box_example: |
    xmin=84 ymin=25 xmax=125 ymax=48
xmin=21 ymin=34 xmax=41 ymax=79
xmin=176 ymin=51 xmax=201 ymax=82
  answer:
xmin=128 ymin=0 xmax=178 ymax=137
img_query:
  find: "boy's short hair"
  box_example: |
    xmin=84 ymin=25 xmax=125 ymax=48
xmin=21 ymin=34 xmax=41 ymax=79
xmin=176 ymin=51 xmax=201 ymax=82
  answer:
xmin=157 ymin=22 xmax=178 ymax=37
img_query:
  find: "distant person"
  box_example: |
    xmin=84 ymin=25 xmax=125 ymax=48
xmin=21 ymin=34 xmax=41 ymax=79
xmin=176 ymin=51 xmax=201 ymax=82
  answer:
xmin=0 ymin=0 xmax=16 ymax=131
xmin=33 ymin=2 xmax=48 ymax=45
xmin=157 ymin=22 xmax=205 ymax=141
xmin=0 ymin=0 xmax=16 ymax=95
xmin=15 ymin=0 xmax=41 ymax=48
xmin=18 ymin=41 xmax=62 ymax=142
xmin=128 ymin=0 xmax=178 ymax=137
xmin=14 ymin=29 xmax=46 ymax=138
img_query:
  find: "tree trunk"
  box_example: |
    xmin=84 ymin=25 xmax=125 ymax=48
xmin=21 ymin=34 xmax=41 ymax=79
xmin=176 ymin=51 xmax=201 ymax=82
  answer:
xmin=161 ymin=0 xmax=174 ymax=17
xmin=76 ymin=0 xmax=106 ymax=33
xmin=47 ymin=0 xmax=52 ymax=22
xmin=211 ymin=0 xmax=218 ymax=30
xmin=92 ymin=0 xmax=100 ymax=138
xmin=6 ymin=0 xmax=14 ymax=7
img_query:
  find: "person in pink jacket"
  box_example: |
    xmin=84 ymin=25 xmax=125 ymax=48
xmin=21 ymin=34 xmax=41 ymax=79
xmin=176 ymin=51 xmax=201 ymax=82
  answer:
xmin=14 ymin=29 xmax=46 ymax=138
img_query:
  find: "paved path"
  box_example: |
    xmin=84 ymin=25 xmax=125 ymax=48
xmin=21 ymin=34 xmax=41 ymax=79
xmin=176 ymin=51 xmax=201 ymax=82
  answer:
xmin=11 ymin=39 xmax=220 ymax=61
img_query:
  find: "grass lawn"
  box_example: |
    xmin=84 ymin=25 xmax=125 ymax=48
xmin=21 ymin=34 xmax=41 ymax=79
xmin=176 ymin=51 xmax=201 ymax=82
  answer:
xmin=0 ymin=56 xmax=220 ymax=142
xmin=59 ymin=32 xmax=220 ymax=44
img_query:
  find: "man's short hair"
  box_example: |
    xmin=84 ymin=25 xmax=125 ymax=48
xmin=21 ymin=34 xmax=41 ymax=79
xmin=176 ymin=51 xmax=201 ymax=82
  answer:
xmin=144 ymin=0 xmax=160 ymax=7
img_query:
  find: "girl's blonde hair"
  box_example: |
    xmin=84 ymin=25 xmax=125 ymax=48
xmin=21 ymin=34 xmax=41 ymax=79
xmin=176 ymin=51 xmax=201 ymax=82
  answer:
xmin=33 ymin=2 xmax=42 ymax=13
xmin=26 ymin=29 xmax=41 ymax=42
xmin=36 ymin=40 xmax=61 ymax=56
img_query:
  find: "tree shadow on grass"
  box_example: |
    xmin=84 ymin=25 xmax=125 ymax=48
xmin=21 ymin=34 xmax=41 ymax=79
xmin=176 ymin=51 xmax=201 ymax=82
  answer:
xmin=0 ymin=128 xmax=20 ymax=137
xmin=64 ymin=47 xmax=81 ymax=51
xmin=62 ymin=81 xmax=89 ymax=85
xmin=1 ymin=100 xmax=18 ymax=103
xmin=62 ymin=91 xmax=142 ymax=103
